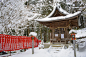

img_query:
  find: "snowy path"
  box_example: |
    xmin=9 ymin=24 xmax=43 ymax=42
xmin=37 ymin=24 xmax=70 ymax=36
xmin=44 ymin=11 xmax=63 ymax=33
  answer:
xmin=0 ymin=45 xmax=86 ymax=57
xmin=7 ymin=45 xmax=86 ymax=57
xmin=8 ymin=48 xmax=51 ymax=57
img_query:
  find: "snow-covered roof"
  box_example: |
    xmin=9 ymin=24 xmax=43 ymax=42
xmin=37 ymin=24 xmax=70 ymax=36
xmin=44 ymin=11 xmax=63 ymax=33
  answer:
xmin=56 ymin=3 xmax=70 ymax=15
xmin=29 ymin=32 xmax=37 ymax=37
xmin=69 ymin=28 xmax=86 ymax=38
xmin=36 ymin=11 xmax=81 ymax=22
xmin=46 ymin=3 xmax=69 ymax=18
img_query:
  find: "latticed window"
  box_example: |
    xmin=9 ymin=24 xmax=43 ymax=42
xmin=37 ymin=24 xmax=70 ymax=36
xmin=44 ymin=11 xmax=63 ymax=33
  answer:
xmin=54 ymin=28 xmax=65 ymax=34
xmin=60 ymin=28 xmax=65 ymax=33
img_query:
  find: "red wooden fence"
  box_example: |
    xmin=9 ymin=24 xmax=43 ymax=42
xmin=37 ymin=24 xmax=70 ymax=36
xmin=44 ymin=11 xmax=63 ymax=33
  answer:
xmin=0 ymin=34 xmax=41 ymax=52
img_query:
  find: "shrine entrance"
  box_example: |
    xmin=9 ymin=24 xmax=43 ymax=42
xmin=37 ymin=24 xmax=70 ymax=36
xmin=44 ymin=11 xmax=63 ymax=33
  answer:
xmin=50 ymin=27 xmax=69 ymax=44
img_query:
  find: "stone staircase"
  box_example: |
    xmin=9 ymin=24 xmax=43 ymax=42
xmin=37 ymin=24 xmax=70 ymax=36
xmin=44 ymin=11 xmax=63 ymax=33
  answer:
xmin=48 ymin=44 xmax=64 ymax=53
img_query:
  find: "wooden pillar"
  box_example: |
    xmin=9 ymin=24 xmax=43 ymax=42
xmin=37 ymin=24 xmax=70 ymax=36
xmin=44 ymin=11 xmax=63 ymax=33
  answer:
xmin=52 ymin=28 xmax=54 ymax=39
xmin=65 ymin=27 xmax=70 ymax=44
xmin=51 ymin=28 xmax=54 ymax=43
xmin=65 ymin=28 xmax=67 ymax=44
xmin=50 ymin=32 xmax=52 ymax=43
xmin=50 ymin=22 xmax=55 ymax=43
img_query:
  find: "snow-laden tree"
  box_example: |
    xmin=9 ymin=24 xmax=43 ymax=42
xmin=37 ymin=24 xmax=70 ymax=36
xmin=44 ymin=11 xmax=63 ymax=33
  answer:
xmin=0 ymin=0 xmax=40 ymax=35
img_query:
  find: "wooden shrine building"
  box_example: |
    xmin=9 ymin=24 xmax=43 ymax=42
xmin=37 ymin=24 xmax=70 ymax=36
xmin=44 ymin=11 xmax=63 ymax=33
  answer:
xmin=36 ymin=4 xmax=81 ymax=44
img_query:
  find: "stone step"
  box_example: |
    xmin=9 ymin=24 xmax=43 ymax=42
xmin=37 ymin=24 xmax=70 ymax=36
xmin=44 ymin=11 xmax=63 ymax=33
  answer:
xmin=50 ymin=49 xmax=62 ymax=51
xmin=52 ymin=45 xmax=63 ymax=47
xmin=51 ymin=47 xmax=62 ymax=49
xmin=49 ymin=45 xmax=64 ymax=53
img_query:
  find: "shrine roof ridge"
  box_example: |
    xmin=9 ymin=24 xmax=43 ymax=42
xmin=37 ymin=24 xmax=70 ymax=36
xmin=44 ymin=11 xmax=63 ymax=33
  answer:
xmin=46 ymin=3 xmax=70 ymax=18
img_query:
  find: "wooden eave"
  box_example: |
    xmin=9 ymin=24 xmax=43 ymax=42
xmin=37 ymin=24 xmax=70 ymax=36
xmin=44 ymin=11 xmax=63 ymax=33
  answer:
xmin=39 ymin=15 xmax=79 ymax=28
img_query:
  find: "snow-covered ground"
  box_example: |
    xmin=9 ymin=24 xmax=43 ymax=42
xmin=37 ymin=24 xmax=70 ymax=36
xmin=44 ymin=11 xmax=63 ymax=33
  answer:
xmin=8 ymin=47 xmax=86 ymax=57
xmin=1 ymin=43 xmax=85 ymax=57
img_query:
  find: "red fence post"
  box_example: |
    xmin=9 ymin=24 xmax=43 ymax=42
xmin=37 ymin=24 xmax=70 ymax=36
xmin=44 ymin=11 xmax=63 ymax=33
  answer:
xmin=4 ymin=35 xmax=11 ymax=51
xmin=0 ymin=34 xmax=4 ymax=52
xmin=18 ymin=36 xmax=21 ymax=49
